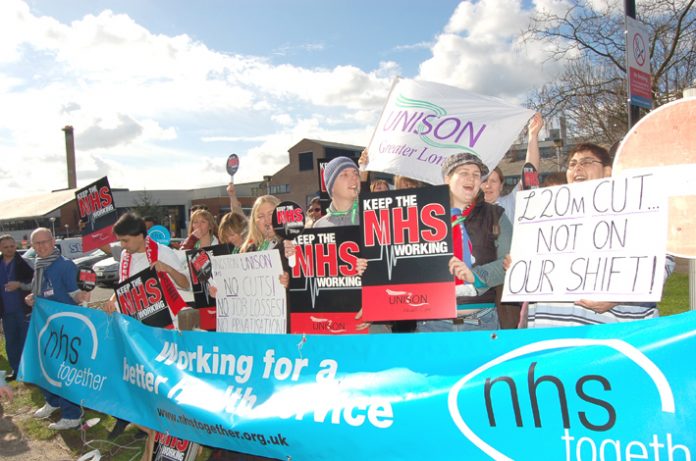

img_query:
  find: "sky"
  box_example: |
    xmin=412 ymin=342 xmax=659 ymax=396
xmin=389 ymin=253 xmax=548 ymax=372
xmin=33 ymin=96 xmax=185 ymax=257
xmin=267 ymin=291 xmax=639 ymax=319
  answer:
xmin=0 ymin=0 xmax=572 ymax=200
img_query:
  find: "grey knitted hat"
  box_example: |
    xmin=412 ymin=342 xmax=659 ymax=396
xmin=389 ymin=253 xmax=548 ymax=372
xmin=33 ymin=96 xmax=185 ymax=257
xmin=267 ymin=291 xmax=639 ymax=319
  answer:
xmin=441 ymin=153 xmax=489 ymax=179
xmin=323 ymin=156 xmax=358 ymax=198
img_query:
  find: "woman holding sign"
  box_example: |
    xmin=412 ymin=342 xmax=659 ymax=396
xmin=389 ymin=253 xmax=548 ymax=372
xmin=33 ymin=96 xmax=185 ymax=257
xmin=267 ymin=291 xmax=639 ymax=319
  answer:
xmin=240 ymin=195 xmax=290 ymax=288
xmin=419 ymin=153 xmax=512 ymax=333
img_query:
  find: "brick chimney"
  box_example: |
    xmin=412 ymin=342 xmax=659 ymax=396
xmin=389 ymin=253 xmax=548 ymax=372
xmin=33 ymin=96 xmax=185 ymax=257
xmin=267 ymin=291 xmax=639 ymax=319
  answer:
xmin=62 ymin=125 xmax=76 ymax=189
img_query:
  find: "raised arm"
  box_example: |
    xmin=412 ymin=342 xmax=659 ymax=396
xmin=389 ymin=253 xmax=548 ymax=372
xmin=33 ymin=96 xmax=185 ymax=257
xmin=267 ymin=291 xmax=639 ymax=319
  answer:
xmin=525 ymin=113 xmax=544 ymax=171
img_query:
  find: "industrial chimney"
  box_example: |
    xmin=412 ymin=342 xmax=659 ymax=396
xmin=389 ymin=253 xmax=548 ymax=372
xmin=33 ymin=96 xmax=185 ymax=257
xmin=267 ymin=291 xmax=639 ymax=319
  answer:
xmin=62 ymin=125 xmax=76 ymax=189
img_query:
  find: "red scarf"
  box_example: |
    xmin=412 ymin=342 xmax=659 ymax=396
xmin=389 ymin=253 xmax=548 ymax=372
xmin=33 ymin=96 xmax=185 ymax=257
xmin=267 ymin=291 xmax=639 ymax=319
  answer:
xmin=451 ymin=205 xmax=474 ymax=286
xmin=120 ymin=237 xmax=186 ymax=316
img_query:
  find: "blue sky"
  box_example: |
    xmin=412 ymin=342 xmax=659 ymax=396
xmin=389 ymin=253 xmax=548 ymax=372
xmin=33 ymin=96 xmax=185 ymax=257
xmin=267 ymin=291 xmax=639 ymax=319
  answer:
xmin=1 ymin=0 xmax=569 ymax=199
xmin=28 ymin=0 xmax=458 ymax=73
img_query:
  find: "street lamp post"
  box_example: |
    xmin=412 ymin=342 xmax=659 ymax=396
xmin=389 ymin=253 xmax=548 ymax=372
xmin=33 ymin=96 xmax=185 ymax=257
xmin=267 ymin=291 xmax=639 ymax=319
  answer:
xmin=64 ymin=224 xmax=69 ymax=238
xmin=49 ymin=217 xmax=56 ymax=236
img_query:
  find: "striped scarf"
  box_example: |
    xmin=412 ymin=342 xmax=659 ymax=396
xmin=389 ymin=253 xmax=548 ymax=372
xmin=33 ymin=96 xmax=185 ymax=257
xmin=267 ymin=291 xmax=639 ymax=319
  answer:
xmin=31 ymin=247 xmax=61 ymax=297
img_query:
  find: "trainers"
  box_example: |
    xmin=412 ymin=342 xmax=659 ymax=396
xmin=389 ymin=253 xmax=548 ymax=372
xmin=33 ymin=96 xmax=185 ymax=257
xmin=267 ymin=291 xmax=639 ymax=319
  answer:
xmin=33 ymin=403 xmax=60 ymax=419
xmin=48 ymin=418 xmax=81 ymax=430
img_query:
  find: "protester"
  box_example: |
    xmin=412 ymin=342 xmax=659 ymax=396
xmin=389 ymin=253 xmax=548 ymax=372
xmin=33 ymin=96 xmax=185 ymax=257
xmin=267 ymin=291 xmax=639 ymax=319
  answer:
xmin=305 ymin=196 xmax=323 ymax=228
xmin=25 ymin=228 xmax=88 ymax=430
xmin=218 ymin=212 xmax=248 ymax=250
xmin=481 ymin=112 xmax=543 ymax=224
xmin=181 ymin=209 xmax=219 ymax=250
xmin=104 ymin=213 xmax=189 ymax=315
xmin=370 ymin=179 xmax=390 ymax=192
xmin=240 ymin=195 xmax=281 ymax=252
xmin=394 ymin=175 xmax=426 ymax=189
xmin=143 ymin=216 xmax=157 ymax=231
xmin=239 ymin=195 xmax=289 ymax=287
xmin=313 ymin=157 xmax=361 ymax=228
xmin=418 ymin=154 xmax=512 ymax=333
xmin=526 ymin=143 xmax=674 ymax=327
xmin=103 ymin=213 xmax=189 ymax=439
xmin=209 ymin=196 xmax=288 ymax=461
xmin=0 ymin=234 xmax=33 ymax=381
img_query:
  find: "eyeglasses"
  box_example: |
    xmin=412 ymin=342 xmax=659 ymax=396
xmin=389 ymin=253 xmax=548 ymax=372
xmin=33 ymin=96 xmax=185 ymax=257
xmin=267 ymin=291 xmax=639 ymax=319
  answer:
xmin=310 ymin=208 xmax=321 ymax=213
xmin=568 ymin=158 xmax=603 ymax=170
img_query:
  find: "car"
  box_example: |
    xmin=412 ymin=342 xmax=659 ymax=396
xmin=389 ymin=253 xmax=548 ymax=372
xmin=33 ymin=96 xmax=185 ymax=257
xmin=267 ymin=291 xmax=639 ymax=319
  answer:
xmin=93 ymin=257 xmax=119 ymax=287
xmin=73 ymin=248 xmax=111 ymax=270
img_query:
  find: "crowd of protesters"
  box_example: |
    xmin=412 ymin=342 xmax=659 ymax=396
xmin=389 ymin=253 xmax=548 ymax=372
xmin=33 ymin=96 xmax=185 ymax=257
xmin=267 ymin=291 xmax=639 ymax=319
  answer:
xmin=0 ymin=113 xmax=678 ymax=461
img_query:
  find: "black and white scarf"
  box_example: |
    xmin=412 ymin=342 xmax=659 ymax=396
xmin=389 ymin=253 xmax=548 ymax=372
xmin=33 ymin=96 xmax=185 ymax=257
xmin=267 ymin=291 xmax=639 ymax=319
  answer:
xmin=31 ymin=247 xmax=61 ymax=297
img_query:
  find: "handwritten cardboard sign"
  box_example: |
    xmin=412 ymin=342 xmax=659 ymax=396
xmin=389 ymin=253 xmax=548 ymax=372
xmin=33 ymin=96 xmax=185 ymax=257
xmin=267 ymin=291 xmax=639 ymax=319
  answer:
xmin=503 ymin=173 xmax=668 ymax=302
xmin=211 ymin=250 xmax=287 ymax=334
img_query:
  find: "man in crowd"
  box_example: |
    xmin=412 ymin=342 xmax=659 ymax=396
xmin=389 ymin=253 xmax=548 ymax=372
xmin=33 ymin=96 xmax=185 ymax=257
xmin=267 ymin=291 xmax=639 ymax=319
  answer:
xmin=313 ymin=156 xmax=361 ymax=228
xmin=0 ymin=234 xmax=34 ymax=381
xmin=25 ymin=228 xmax=89 ymax=430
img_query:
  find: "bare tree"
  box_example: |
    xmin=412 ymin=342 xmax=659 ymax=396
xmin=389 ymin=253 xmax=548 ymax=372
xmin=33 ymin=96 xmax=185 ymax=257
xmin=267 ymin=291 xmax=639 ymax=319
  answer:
xmin=526 ymin=0 xmax=695 ymax=145
xmin=131 ymin=190 xmax=166 ymax=223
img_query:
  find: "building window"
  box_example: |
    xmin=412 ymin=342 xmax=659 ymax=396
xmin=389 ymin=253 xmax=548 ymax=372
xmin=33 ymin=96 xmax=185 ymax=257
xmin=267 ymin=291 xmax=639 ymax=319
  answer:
xmin=270 ymin=184 xmax=290 ymax=194
xmin=298 ymin=152 xmax=314 ymax=171
xmin=325 ymin=147 xmax=361 ymax=161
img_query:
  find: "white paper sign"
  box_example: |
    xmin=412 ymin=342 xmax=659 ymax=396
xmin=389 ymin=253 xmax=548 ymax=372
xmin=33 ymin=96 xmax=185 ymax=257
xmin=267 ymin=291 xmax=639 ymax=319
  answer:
xmin=502 ymin=173 xmax=668 ymax=302
xmin=211 ymin=250 xmax=287 ymax=333
xmin=367 ymin=78 xmax=534 ymax=185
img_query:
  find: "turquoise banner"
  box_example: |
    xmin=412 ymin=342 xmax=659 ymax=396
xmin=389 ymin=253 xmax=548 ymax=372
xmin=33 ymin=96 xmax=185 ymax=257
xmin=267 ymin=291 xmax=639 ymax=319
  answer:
xmin=20 ymin=298 xmax=696 ymax=460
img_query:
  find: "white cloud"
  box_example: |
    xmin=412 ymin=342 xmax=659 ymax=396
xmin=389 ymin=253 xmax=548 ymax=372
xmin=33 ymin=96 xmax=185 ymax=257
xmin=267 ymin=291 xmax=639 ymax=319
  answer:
xmin=0 ymin=1 xmax=398 ymax=200
xmin=0 ymin=0 xmax=571 ymax=202
xmin=418 ymin=0 xmax=565 ymax=100
xmin=271 ymin=113 xmax=294 ymax=126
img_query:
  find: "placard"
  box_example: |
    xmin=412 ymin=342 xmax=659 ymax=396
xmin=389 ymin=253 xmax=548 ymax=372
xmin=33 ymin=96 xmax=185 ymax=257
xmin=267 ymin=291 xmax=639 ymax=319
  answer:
xmin=503 ymin=174 xmax=668 ymax=302
xmin=211 ymin=250 xmax=287 ymax=333
xmin=76 ymin=176 xmax=118 ymax=252
xmin=114 ymin=266 xmax=174 ymax=329
xmin=149 ymin=431 xmax=200 ymax=461
xmin=186 ymin=243 xmax=235 ymax=308
xmin=366 ymin=78 xmax=533 ymax=185
xmin=289 ymin=226 xmax=364 ymax=334
xmin=359 ymin=186 xmax=456 ymax=321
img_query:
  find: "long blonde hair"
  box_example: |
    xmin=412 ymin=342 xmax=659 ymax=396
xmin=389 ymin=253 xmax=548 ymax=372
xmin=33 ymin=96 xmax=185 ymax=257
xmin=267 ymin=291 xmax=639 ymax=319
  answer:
xmin=241 ymin=195 xmax=279 ymax=252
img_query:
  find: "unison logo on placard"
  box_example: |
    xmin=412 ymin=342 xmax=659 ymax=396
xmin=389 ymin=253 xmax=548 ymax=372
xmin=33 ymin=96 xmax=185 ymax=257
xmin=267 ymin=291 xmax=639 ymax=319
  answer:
xmin=447 ymin=339 xmax=690 ymax=461
xmin=37 ymin=312 xmax=108 ymax=392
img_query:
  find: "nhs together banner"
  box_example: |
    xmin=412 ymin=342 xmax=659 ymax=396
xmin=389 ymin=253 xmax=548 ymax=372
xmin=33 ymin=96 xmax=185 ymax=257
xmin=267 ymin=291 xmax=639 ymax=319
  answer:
xmin=20 ymin=298 xmax=696 ymax=460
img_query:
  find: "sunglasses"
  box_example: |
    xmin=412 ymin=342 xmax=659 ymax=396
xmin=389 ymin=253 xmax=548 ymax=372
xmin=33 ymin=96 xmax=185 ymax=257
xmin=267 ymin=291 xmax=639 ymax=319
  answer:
xmin=310 ymin=207 xmax=322 ymax=213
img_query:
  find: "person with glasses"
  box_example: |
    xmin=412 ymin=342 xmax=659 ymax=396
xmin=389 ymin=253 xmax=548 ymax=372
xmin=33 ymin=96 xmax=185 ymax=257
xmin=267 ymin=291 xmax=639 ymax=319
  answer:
xmin=305 ymin=196 xmax=323 ymax=228
xmin=526 ymin=143 xmax=675 ymax=327
xmin=25 ymin=228 xmax=89 ymax=430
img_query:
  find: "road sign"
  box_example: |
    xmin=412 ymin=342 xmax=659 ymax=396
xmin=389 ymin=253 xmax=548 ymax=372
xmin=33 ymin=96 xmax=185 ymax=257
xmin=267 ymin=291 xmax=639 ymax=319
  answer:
xmin=626 ymin=16 xmax=652 ymax=109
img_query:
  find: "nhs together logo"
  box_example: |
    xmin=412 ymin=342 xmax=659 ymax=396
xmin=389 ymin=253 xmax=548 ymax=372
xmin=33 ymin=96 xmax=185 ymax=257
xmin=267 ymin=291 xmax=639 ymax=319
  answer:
xmin=37 ymin=312 xmax=108 ymax=392
xmin=447 ymin=338 xmax=691 ymax=461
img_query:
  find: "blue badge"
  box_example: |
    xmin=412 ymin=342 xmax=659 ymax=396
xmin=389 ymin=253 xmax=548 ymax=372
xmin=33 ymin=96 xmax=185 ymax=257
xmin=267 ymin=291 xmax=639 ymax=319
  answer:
xmin=147 ymin=225 xmax=171 ymax=246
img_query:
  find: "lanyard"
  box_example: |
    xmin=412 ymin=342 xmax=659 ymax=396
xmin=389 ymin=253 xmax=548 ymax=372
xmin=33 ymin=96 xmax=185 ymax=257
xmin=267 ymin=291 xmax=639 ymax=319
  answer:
xmin=326 ymin=200 xmax=358 ymax=225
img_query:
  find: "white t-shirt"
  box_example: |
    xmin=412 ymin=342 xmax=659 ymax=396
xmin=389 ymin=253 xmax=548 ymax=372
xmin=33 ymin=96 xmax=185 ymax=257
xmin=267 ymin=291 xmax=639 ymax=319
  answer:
xmin=119 ymin=242 xmax=188 ymax=285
